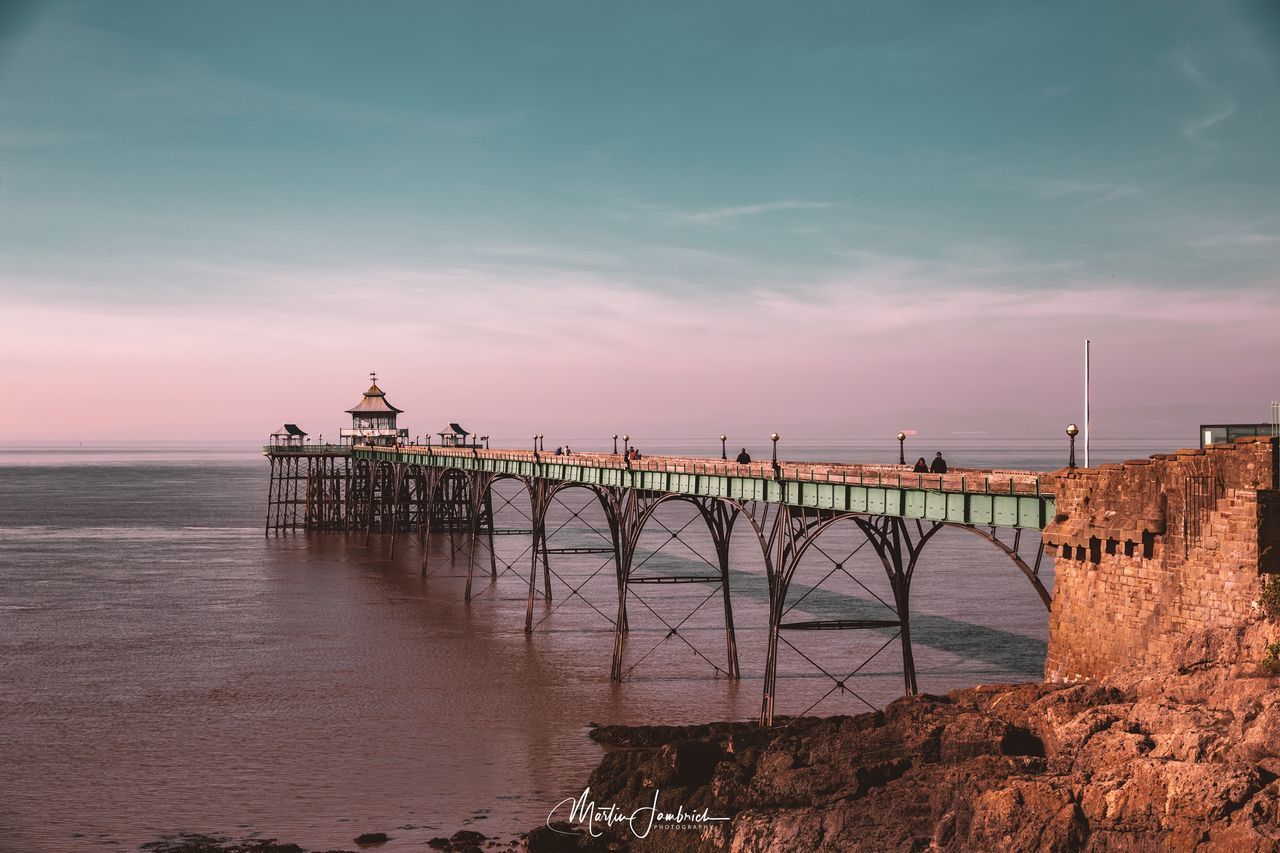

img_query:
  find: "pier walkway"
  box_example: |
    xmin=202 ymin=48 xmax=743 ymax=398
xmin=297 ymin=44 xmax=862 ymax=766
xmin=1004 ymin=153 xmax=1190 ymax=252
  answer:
xmin=356 ymin=446 xmax=1054 ymax=530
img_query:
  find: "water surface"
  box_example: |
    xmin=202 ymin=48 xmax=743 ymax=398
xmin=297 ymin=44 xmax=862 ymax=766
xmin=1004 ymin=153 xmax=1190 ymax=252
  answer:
xmin=0 ymin=436 xmax=1184 ymax=851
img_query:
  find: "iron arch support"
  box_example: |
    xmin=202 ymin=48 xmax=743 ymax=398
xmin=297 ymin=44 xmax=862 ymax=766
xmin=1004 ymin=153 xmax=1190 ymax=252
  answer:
xmin=612 ymin=493 xmax=743 ymax=681
xmin=949 ymin=524 xmax=1052 ymax=609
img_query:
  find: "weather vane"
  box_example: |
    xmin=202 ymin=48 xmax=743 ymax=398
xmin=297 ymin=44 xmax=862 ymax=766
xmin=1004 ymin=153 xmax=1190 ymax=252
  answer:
xmin=370 ymin=370 xmax=377 ymax=385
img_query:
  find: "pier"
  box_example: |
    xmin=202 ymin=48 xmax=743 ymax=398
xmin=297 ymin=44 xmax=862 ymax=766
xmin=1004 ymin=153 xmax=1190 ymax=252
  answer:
xmin=265 ymin=380 xmax=1280 ymax=725
xmin=265 ymin=386 xmax=1057 ymax=725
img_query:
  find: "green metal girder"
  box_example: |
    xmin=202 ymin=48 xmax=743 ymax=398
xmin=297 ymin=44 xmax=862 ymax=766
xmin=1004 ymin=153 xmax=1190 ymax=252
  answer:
xmin=355 ymin=450 xmax=1054 ymax=530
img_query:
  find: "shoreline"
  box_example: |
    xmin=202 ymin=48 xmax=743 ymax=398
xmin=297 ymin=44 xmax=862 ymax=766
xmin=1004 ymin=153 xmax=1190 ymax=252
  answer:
xmin=116 ymin=617 xmax=1280 ymax=851
xmin=521 ymin=617 xmax=1280 ymax=851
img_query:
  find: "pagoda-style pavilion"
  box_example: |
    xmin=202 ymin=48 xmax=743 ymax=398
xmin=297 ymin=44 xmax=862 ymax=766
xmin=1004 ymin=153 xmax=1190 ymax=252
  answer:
xmin=269 ymin=424 xmax=307 ymax=447
xmin=340 ymin=373 xmax=408 ymax=446
xmin=436 ymin=423 xmax=472 ymax=447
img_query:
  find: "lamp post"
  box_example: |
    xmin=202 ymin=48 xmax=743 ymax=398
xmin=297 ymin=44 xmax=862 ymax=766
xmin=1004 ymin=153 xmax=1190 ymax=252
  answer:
xmin=897 ymin=431 xmax=906 ymax=465
xmin=1066 ymin=423 xmax=1079 ymax=469
xmin=538 ymin=434 xmax=545 ymax=452
xmin=612 ymin=434 xmax=618 ymax=455
xmin=771 ymin=433 xmax=780 ymax=464
xmin=532 ymin=434 xmax=539 ymax=454
xmin=482 ymin=435 xmax=489 ymax=450
xmin=622 ymin=434 xmax=630 ymax=457
xmin=720 ymin=434 xmax=728 ymax=460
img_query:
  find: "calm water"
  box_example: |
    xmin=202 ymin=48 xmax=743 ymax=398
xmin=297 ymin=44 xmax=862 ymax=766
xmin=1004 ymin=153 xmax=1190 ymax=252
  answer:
xmin=0 ymin=436 xmax=1183 ymax=851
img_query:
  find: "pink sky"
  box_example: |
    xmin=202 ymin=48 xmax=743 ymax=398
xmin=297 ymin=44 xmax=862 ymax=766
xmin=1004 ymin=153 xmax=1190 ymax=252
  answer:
xmin=4 ymin=266 xmax=1278 ymax=442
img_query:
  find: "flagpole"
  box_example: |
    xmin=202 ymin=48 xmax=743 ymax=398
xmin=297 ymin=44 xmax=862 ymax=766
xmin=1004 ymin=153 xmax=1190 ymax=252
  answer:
xmin=1084 ymin=339 xmax=1091 ymax=468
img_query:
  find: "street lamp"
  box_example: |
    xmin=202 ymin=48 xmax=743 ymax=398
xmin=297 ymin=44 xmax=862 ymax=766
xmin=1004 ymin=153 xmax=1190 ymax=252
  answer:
xmin=622 ymin=434 xmax=631 ymax=457
xmin=770 ymin=433 xmax=781 ymax=479
xmin=612 ymin=434 xmax=619 ymax=455
xmin=532 ymin=434 xmax=539 ymax=454
xmin=720 ymin=434 xmax=728 ymax=460
xmin=538 ymin=434 xmax=545 ymax=452
xmin=1066 ymin=423 xmax=1079 ymax=469
xmin=897 ymin=432 xmax=906 ymax=465
xmin=482 ymin=435 xmax=490 ymax=450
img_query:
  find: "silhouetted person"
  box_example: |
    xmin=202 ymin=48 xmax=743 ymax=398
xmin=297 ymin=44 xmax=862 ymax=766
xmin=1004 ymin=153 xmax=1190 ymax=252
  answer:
xmin=565 ymin=446 xmax=572 ymax=454
xmin=555 ymin=446 xmax=563 ymax=456
xmin=913 ymin=456 xmax=929 ymax=473
xmin=633 ymin=448 xmax=642 ymax=460
xmin=930 ymin=452 xmax=948 ymax=474
xmin=736 ymin=448 xmax=751 ymax=464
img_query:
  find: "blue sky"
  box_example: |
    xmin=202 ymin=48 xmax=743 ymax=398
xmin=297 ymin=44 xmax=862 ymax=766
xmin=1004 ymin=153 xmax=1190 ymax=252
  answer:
xmin=2 ymin=1 xmax=1278 ymax=440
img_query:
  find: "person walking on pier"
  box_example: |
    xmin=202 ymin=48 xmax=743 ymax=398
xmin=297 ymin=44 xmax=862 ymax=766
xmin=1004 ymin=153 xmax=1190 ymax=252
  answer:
xmin=913 ymin=456 xmax=929 ymax=473
xmin=930 ymin=452 xmax=948 ymax=474
xmin=736 ymin=448 xmax=752 ymax=464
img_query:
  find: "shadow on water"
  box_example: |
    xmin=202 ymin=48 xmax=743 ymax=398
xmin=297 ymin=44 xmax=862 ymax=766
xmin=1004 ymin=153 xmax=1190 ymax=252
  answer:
xmin=630 ymin=546 xmax=1047 ymax=675
xmin=768 ymin=578 xmax=1048 ymax=673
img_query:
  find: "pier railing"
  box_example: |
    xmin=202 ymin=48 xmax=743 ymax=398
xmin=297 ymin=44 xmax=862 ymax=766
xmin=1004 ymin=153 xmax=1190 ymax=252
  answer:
xmin=353 ymin=445 xmax=1056 ymax=530
xmin=358 ymin=445 xmax=1049 ymax=496
xmin=262 ymin=443 xmax=352 ymax=456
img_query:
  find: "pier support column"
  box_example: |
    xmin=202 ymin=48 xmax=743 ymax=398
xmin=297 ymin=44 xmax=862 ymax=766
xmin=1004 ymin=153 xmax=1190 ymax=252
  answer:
xmin=265 ymin=455 xmax=277 ymax=535
xmin=420 ymin=468 xmax=439 ymax=578
xmin=465 ymin=472 xmax=498 ymax=601
xmin=855 ymin=517 xmax=942 ymax=697
xmin=524 ymin=480 xmax=554 ymax=633
xmin=698 ymin=500 xmax=741 ymax=680
xmin=389 ymin=463 xmax=406 ymax=558
xmin=758 ymin=504 xmax=793 ymax=726
xmin=609 ymin=488 xmax=643 ymax=681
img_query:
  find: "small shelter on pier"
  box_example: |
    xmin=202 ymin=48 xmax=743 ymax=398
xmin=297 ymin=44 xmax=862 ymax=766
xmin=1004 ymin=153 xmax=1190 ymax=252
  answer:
xmin=1199 ymin=423 xmax=1277 ymax=448
xmin=436 ymin=423 xmax=472 ymax=447
xmin=269 ymin=424 xmax=307 ymax=447
xmin=340 ymin=374 xmax=409 ymax=447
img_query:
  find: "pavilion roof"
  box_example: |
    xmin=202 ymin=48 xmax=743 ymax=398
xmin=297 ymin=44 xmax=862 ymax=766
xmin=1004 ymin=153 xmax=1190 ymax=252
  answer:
xmin=346 ymin=383 xmax=403 ymax=415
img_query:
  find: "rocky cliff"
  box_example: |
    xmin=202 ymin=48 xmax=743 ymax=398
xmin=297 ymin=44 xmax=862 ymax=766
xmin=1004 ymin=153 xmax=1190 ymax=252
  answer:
xmin=530 ymin=617 xmax=1280 ymax=852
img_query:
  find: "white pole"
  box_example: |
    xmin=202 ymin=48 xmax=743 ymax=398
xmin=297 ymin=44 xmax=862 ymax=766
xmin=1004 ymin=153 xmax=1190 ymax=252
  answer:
xmin=1084 ymin=339 xmax=1091 ymax=468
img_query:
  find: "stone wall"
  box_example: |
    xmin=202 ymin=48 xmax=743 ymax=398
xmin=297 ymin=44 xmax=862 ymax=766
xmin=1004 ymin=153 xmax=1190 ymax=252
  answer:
xmin=1044 ymin=436 xmax=1280 ymax=682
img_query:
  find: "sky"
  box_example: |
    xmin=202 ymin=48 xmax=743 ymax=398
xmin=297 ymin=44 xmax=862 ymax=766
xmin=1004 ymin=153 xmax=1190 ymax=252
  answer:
xmin=1 ymin=0 xmax=1279 ymax=443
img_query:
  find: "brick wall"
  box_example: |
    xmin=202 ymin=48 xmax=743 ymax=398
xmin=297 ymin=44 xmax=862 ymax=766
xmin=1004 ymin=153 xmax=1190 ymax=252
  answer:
xmin=1044 ymin=436 xmax=1280 ymax=682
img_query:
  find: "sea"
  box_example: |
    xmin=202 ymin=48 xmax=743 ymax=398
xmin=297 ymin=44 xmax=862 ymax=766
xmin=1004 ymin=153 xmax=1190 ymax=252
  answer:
xmin=0 ymin=435 xmax=1185 ymax=851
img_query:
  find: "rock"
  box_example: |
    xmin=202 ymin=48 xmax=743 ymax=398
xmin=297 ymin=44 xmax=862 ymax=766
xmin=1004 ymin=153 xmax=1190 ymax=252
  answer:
xmin=352 ymin=833 xmax=389 ymax=846
xmin=529 ymin=617 xmax=1280 ymax=850
xmin=525 ymin=822 xmax=615 ymax=852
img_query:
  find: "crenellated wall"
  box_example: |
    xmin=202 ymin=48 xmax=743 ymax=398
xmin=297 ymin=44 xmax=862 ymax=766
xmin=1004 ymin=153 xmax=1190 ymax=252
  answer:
xmin=1044 ymin=436 xmax=1280 ymax=682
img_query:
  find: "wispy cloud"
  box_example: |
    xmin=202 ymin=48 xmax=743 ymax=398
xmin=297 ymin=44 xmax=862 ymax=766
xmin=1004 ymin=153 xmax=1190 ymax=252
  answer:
xmin=1019 ymin=177 xmax=1142 ymax=211
xmin=1177 ymin=57 xmax=1236 ymax=145
xmin=6 ymin=259 xmax=1279 ymax=439
xmin=617 ymin=198 xmax=838 ymax=227
xmin=1192 ymin=217 xmax=1280 ymax=250
xmin=677 ymin=201 xmax=838 ymax=225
